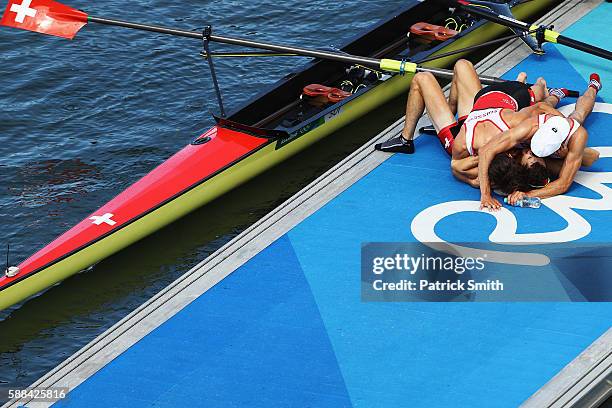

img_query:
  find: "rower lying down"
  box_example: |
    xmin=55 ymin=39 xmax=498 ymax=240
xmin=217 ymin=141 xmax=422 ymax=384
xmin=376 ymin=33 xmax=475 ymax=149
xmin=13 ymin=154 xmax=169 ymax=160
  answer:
xmin=375 ymin=59 xmax=550 ymax=156
xmin=375 ymin=59 xmax=603 ymax=209
xmin=479 ymin=73 xmax=602 ymax=209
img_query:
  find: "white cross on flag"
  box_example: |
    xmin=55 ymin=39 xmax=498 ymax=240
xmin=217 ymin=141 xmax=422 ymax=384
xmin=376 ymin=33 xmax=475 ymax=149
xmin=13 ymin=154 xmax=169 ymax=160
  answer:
xmin=1 ymin=0 xmax=88 ymax=39
xmin=89 ymin=213 xmax=117 ymax=227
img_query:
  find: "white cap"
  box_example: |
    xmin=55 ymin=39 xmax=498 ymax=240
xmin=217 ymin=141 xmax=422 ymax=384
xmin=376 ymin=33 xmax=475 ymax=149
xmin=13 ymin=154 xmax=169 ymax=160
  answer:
xmin=530 ymin=115 xmax=580 ymax=158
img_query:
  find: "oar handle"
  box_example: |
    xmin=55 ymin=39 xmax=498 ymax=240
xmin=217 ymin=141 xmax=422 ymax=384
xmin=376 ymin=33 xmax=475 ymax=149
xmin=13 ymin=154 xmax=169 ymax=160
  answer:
xmin=416 ymin=70 xmax=580 ymax=98
xmin=556 ymin=35 xmax=612 ymax=61
xmin=564 ymin=89 xmax=580 ymax=98
xmin=524 ymin=84 xmax=579 ymax=98
xmin=378 ymin=62 xmax=505 ymax=86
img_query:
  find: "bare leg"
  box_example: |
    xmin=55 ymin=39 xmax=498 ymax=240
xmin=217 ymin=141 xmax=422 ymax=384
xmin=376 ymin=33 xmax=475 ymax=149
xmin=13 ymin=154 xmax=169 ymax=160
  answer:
xmin=582 ymin=148 xmax=600 ymax=167
xmin=401 ymin=75 xmax=427 ymax=141
xmin=376 ymin=72 xmax=456 ymax=154
xmin=543 ymin=95 xmax=560 ymax=107
xmin=401 ymin=72 xmax=456 ymax=140
xmin=543 ymin=81 xmax=600 ymax=172
xmin=569 ymin=86 xmax=597 ymax=124
xmin=448 ymin=79 xmax=458 ymax=116
xmin=452 ymin=59 xmax=482 ymax=119
xmin=448 ymin=61 xmax=468 ymax=116
xmin=531 ymin=77 xmax=555 ymax=105
xmin=415 ymin=59 xmax=480 ymax=128
xmin=518 ymin=73 xmax=555 ymax=105
xmin=445 ymin=59 xmax=483 ymax=117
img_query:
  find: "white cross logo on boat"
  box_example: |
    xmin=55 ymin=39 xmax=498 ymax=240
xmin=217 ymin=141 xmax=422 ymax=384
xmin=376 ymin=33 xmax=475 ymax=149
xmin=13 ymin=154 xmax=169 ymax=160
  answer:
xmin=89 ymin=213 xmax=117 ymax=226
xmin=10 ymin=0 xmax=37 ymax=24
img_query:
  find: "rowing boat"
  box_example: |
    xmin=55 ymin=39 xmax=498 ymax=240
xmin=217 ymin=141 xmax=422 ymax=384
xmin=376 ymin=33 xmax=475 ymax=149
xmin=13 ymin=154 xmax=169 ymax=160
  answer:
xmin=0 ymin=0 xmax=556 ymax=311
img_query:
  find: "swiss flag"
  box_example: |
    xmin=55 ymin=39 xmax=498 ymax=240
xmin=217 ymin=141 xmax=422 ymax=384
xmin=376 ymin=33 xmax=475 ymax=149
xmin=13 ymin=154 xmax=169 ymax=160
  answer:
xmin=1 ymin=0 xmax=88 ymax=39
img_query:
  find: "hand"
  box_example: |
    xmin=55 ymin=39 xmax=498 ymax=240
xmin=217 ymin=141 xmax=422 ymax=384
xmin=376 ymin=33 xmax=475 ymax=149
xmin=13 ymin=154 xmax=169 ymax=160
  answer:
xmin=480 ymin=194 xmax=502 ymax=211
xmin=506 ymin=191 xmax=528 ymax=206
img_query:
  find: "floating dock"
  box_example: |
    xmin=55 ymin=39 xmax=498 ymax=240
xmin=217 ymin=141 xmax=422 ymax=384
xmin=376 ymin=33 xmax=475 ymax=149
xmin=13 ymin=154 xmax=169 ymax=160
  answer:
xmin=6 ymin=0 xmax=611 ymax=407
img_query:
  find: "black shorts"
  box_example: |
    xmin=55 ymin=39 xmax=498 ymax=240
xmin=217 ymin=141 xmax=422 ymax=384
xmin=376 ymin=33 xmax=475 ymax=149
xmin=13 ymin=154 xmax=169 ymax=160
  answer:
xmin=473 ymin=81 xmax=534 ymax=111
xmin=443 ymin=82 xmax=533 ymax=139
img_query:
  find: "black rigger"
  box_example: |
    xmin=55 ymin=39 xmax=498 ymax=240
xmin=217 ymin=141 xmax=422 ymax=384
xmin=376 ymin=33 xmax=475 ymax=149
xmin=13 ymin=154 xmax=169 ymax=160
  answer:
xmin=455 ymin=0 xmax=612 ymax=60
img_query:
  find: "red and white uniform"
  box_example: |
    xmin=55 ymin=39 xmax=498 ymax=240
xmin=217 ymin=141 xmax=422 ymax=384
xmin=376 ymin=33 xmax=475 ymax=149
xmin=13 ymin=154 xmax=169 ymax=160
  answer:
xmin=472 ymin=90 xmax=522 ymax=111
xmin=464 ymin=108 xmax=511 ymax=156
xmin=438 ymin=83 xmax=534 ymax=156
xmin=462 ymin=90 xmax=525 ymax=156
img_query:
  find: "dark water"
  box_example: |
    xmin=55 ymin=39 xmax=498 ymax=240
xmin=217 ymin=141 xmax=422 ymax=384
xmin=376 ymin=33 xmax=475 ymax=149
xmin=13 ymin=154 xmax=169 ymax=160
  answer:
xmin=0 ymin=0 xmax=409 ymax=394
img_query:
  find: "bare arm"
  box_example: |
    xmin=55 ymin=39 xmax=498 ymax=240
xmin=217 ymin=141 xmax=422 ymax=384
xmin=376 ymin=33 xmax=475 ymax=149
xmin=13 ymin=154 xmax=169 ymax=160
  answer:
xmin=517 ymin=101 xmax=563 ymax=117
xmin=527 ymin=129 xmax=587 ymax=199
xmin=451 ymin=157 xmax=480 ymax=188
xmin=477 ymin=120 xmax=538 ymax=208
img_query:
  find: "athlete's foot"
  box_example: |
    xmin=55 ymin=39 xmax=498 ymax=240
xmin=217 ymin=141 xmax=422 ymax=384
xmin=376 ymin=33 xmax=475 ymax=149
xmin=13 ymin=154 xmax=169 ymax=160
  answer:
xmin=534 ymin=77 xmax=548 ymax=99
xmin=516 ymin=72 xmax=527 ymax=83
xmin=589 ymin=73 xmax=602 ymax=93
xmin=375 ymin=134 xmax=415 ymax=154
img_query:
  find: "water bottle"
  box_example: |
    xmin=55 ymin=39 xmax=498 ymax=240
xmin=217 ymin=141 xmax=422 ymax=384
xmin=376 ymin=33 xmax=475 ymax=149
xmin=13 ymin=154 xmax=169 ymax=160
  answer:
xmin=504 ymin=196 xmax=541 ymax=208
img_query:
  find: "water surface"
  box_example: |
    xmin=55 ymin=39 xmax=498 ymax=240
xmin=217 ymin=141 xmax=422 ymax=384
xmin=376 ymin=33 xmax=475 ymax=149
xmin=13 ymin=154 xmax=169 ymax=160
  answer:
xmin=0 ymin=0 xmax=408 ymax=394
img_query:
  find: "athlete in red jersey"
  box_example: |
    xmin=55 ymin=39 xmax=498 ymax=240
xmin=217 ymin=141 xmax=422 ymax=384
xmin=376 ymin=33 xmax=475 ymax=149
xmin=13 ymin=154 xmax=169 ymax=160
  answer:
xmin=479 ymin=73 xmax=603 ymax=209
xmin=375 ymin=59 xmax=551 ymax=157
xmin=375 ymin=60 xmax=601 ymax=197
xmin=374 ymin=60 xmax=559 ymax=189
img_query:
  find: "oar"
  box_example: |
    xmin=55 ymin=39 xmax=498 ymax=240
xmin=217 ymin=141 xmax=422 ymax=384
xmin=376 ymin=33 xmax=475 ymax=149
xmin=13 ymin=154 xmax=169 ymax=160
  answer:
xmin=0 ymin=0 xmax=505 ymax=84
xmin=86 ymin=17 xmax=408 ymax=73
xmin=453 ymin=0 xmax=612 ymax=60
xmin=200 ymin=51 xmax=299 ymax=58
xmin=88 ymin=17 xmax=582 ymax=95
xmin=86 ymin=16 xmax=510 ymax=86
xmin=0 ymin=0 xmax=582 ymax=92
